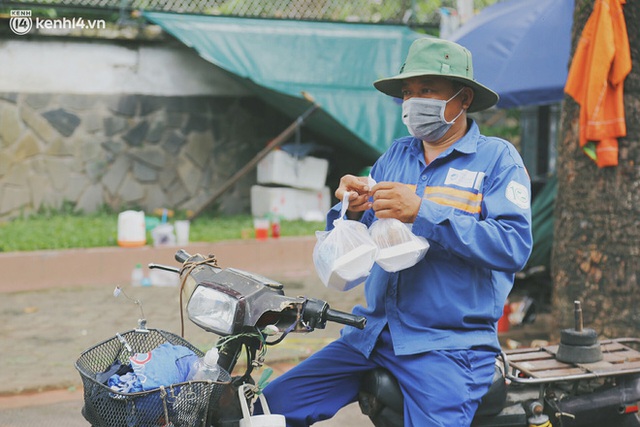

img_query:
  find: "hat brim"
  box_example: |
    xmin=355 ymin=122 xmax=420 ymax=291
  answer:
xmin=374 ymin=72 xmax=499 ymax=113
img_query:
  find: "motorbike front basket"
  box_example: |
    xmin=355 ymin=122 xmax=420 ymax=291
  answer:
xmin=75 ymin=328 xmax=230 ymax=427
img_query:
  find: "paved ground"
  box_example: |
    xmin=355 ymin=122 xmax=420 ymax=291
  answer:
xmin=0 ymin=245 xmax=552 ymax=427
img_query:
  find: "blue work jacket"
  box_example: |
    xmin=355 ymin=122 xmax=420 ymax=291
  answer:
xmin=327 ymin=120 xmax=533 ymax=357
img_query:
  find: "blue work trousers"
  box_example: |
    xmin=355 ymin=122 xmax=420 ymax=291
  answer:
xmin=262 ymin=327 xmax=497 ymax=427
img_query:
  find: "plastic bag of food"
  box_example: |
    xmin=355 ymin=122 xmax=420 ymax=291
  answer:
xmin=369 ymin=218 xmax=430 ymax=273
xmin=313 ymin=192 xmax=378 ymax=291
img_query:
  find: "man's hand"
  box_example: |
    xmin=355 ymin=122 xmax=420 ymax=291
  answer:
xmin=335 ymin=175 xmax=372 ymax=214
xmin=371 ymin=181 xmax=421 ymax=223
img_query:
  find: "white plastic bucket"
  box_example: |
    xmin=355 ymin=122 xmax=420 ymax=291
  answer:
xmin=117 ymin=210 xmax=146 ymax=247
xmin=238 ymin=385 xmax=285 ymax=427
xmin=151 ymin=223 xmax=176 ymax=247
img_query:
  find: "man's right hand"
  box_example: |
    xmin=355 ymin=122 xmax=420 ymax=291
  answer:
xmin=335 ymin=175 xmax=372 ymax=214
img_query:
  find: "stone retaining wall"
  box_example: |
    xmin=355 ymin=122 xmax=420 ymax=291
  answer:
xmin=0 ymin=91 xmax=292 ymax=220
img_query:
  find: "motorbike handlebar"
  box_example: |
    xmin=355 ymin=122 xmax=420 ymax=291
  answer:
xmin=175 ymin=249 xmax=190 ymax=263
xmin=325 ymin=308 xmax=367 ymax=330
xmin=302 ymin=298 xmax=367 ymax=330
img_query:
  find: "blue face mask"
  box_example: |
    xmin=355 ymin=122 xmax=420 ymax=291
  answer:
xmin=402 ymin=88 xmax=465 ymax=142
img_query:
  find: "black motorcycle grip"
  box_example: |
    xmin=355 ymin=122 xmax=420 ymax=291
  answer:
xmin=175 ymin=249 xmax=191 ymax=263
xmin=325 ymin=309 xmax=367 ymax=330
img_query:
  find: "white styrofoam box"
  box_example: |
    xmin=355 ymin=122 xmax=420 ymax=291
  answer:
xmin=251 ymin=186 xmax=298 ymax=220
xmin=251 ymin=185 xmax=331 ymax=221
xmin=257 ymin=150 xmax=329 ymax=190
xmin=294 ymin=186 xmax=331 ymax=221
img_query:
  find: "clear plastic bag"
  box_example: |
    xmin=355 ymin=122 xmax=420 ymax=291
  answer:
xmin=369 ymin=218 xmax=430 ymax=273
xmin=313 ymin=192 xmax=378 ymax=291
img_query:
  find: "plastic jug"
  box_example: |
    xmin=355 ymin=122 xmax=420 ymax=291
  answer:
xmin=238 ymin=384 xmax=285 ymax=427
xmin=117 ymin=211 xmax=146 ymax=247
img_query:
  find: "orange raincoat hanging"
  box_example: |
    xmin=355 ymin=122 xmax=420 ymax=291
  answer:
xmin=564 ymin=0 xmax=631 ymax=168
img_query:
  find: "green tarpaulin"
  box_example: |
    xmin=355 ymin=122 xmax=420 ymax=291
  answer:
xmin=143 ymin=12 xmax=424 ymax=162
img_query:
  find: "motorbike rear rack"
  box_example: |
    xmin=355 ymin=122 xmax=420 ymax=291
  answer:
xmin=503 ymin=338 xmax=640 ymax=384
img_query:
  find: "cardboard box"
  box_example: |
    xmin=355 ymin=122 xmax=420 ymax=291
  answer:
xmin=251 ymin=185 xmax=331 ymax=221
xmin=257 ymin=150 xmax=329 ymax=190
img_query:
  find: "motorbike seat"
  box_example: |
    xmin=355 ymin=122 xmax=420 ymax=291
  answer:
xmin=359 ymin=364 xmax=506 ymax=419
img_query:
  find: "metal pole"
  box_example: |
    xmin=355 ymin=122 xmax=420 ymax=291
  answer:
xmin=574 ymin=300 xmax=583 ymax=332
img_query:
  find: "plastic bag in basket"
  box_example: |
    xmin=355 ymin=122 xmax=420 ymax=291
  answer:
xmin=369 ymin=218 xmax=430 ymax=272
xmin=77 ymin=330 xmax=227 ymax=427
xmin=313 ymin=192 xmax=378 ymax=291
xmin=129 ymin=342 xmax=197 ymax=391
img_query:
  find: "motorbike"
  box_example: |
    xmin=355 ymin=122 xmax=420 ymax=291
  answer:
xmin=359 ymin=301 xmax=640 ymax=427
xmin=76 ymin=249 xmax=640 ymax=427
xmin=76 ymin=249 xmax=365 ymax=427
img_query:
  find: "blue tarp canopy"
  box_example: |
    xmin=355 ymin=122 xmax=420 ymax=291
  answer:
xmin=143 ymin=13 xmax=425 ymax=161
xmin=449 ymin=0 xmax=574 ymax=109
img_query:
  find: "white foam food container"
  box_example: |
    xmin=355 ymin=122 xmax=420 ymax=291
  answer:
xmin=324 ymin=243 xmax=378 ymax=291
xmin=375 ymin=238 xmax=430 ymax=273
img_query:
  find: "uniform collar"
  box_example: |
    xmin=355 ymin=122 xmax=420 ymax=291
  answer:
xmin=448 ymin=119 xmax=479 ymax=155
xmin=408 ymin=119 xmax=479 ymax=161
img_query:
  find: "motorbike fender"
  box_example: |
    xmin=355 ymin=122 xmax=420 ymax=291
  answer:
xmin=552 ymin=374 xmax=640 ymax=426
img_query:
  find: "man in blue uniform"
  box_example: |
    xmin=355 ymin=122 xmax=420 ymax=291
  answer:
xmin=263 ymin=37 xmax=533 ymax=426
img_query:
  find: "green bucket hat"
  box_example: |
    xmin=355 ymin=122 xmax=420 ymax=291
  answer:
xmin=374 ymin=38 xmax=499 ymax=113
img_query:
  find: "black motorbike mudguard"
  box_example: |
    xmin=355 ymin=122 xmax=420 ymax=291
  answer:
xmin=551 ymin=374 xmax=640 ymax=427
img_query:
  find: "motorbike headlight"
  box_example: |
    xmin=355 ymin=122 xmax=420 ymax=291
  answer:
xmin=187 ymin=285 xmax=241 ymax=335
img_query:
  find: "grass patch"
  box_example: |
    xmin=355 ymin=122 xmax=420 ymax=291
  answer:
xmin=0 ymin=208 xmax=325 ymax=252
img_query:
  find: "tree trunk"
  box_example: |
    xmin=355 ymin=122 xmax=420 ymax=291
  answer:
xmin=551 ymin=0 xmax=640 ymax=338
